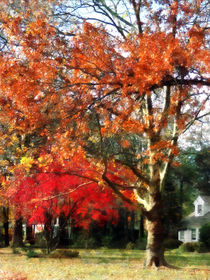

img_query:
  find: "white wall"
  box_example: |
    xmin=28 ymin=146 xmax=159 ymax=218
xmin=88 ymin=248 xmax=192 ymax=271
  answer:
xmin=178 ymin=228 xmax=200 ymax=243
xmin=194 ymin=196 xmax=204 ymax=216
xmin=203 ymin=202 xmax=210 ymax=216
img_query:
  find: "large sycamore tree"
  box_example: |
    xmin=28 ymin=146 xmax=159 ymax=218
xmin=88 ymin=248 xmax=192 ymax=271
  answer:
xmin=0 ymin=0 xmax=209 ymax=267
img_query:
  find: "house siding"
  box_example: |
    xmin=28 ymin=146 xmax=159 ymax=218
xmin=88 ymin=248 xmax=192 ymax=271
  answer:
xmin=178 ymin=228 xmax=199 ymax=243
xmin=194 ymin=196 xmax=210 ymax=216
xmin=204 ymin=203 xmax=210 ymax=216
xmin=194 ymin=197 xmax=205 ymax=216
xmin=178 ymin=195 xmax=210 ymax=243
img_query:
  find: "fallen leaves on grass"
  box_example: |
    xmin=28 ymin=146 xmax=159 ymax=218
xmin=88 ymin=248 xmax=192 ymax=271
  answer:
xmin=0 ymin=270 xmax=27 ymax=280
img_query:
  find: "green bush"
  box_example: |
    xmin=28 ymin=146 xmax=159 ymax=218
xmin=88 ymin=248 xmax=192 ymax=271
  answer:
xmin=178 ymin=242 xmax=207 ymax=253
xmin=164 ymin=238 xmax=182 ymax=249
xmin=12 ymin=247 xmax=21 ymax=254
xmin=24 ymin=247 xmax=79 ymax=258
xmin=125 ymin=242 xmax=135 ymax=250
xmin=200 ymin=223 xmax=210 ymax=249
xmin=134 ymin=238 xmax=147 ymax=250
xmin=34 ymin=232 xmax=46 ymax=248
xmin=179 ymin=242 xmax=195 ymax=252
xmin=110 ymin=238 xmax=128 ymax=249
xmin=71 ymin=235 xmax=99 ymax=249
xmin=0 ymin=231 xmax=5 ymax=248
xmin=49 ymin=249 xmax=79 ymax=258
xmin=26 ymin=248 xmax=39 ymax=258
xmin=193 ymin=242 xmax=208 ymax=253
xmin=101 ymin=235 xmax=113 ymax=248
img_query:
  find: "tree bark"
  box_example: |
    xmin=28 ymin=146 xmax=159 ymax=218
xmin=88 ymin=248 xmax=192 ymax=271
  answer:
xmin=3 ymin=207 xmax=9 ymax=247
xmin=130 ymin=210 xmax=135 ymax=242
xmin=144 ymin=193 xmax=167 ymax=267
xmin=26 ymin=224 xmax=35 ymax=244
xmin=44 ymin=213 xmax=53 ymax=254
xmin=124 ymin=209 xmax=129 ymax=242
xmin=4 ymin=221 xmax=9 ymax=247
xmin=139 ymin=214 xmax=144 ymax=239
xmin=179 ymin=179 xmax=184 ymax=219
xmin=12 ymin=218 xmax=23 ymax=247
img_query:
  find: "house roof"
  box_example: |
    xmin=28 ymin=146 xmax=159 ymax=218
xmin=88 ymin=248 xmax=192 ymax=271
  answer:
xmin=200 ymin=195 xmax=210 ymax=205
xmin=179 ymin=211 xmax=210 ymax=229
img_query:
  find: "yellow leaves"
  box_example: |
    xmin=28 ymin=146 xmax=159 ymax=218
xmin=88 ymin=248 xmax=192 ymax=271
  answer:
xmin=11 ymin=134 xmax=19 ymax=143
xmin=88 ymin=135 xmax=100 ymax=143
xmin=20 ymin=156 xmax=34 ymax=169
xmin=0 ymin=176 xmax=6 ymax=186
xmin=98 ymin=180 xmax=105 ymax=187
xmin=38 ymin=154 xmax=53 ymax=167
xmin=15 ymin=147 xmax=25 ymax=156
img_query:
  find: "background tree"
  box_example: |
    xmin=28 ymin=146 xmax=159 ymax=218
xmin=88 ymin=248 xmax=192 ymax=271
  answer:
xmin=200 ymin=223 xmax=210 ymax=249
xmin=8 ymin=165 xmax=120 ymax=251
xmin=194 ymin=147 xmax=210 ymax=195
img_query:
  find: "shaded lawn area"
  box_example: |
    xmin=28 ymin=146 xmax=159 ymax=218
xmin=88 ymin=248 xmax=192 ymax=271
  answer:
xmin=0 ymin=248 xmax=209 ymax=280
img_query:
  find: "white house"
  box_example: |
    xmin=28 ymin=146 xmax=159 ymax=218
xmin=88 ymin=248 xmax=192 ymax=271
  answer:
xmin=178 ymin=195 xmax=210 ymax=243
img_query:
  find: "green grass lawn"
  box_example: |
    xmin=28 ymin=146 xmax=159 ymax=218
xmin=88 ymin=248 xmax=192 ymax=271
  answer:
xmin=79 ymin=248 xmax=210 ymax=267
xmin=0 ymin=248 xmax=209 ymax=280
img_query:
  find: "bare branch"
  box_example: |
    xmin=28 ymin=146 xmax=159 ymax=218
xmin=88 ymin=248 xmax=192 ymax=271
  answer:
xmin=28 ymin=181 xmax=93 ymax=203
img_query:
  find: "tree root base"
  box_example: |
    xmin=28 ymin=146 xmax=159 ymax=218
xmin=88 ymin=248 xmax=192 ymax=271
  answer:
xmin=144 ymin=262 xmax=180 ymax=270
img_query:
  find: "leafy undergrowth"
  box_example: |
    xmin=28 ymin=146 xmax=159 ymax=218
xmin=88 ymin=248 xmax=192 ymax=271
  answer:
xmin=0 ymin=248 xmax=209 ymax=280
xmin=48 ymin=249 xmax=79 ymax=258
xmin=15 ymin=247 xmax=80 ymax=259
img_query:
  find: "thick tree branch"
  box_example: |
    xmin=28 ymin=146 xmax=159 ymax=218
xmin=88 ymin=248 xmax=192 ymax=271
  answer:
xmin=102 ymin=171 xmax=144 ymax=211
xmin=158 ymin=77 xmax=210 ymax=89
xmin=130 ymin=0 xmax=143 ymax=34
xmin=156 ymin=86 xmax=171 ymax=135
xmin=29 ymin=181 xmax=93 ymax=203
xmin=129 ymin=165 xmax=150 ymax=186
xmin=102 ymin=162 xmax=144 ymax=211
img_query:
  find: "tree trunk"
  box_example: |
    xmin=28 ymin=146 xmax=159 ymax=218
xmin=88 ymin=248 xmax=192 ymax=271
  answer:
xmin=26 ymin=224 xmax=35 ymax=245
xmin=12 ymin=218 xmax=23 ymax=247
xmin=139 ymin=214 xmax=144 ymax=239
xmin=58 ymin=213 xmax=66 ymax=246
xmin=130 ymin=210 xmax=135 ymax=242
xmin=3 ymin=207 xmax=9 ymax=247
xmin=44 ymin=213 xmax=53 ymax=254
xmin=144 ymin=193 xmax=167 ymax=267
xmin=179 ymin=179 xmax=184 ymax=219
xmin=124 ymin=209 xmax=129 ymax=242
xmin=4 ymin=221 xmax=9 ymax=247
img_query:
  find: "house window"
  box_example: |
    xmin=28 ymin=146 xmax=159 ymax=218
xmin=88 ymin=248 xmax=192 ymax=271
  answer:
xmin=180 ymin=231 xmax=184 ymax=240
xmin=197 ymin=204 xmax=202 ymax=215
xmin=191 ymin=229 xmax=196 ymax=240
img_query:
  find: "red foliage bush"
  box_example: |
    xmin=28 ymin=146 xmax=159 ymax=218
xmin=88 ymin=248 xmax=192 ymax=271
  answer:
xmin=10 ymin=172 xmax=119 ymax=229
